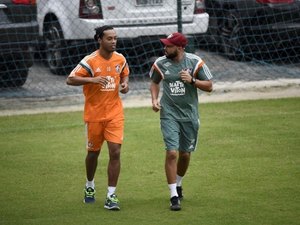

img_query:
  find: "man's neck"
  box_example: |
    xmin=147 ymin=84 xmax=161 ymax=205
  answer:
xmin=173 ymin=51 xmax=185 ymax=63
xmin=99 ymin=49 xmax=113 ymax=60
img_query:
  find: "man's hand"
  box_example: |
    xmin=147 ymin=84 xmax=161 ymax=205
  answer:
xmin=120 ymin=82 xmax=129 ymax=94
xmin=92 ymin=76 xmax=108 ymax=86
xmin=179 ymin=69 xmax=193 ymax=83
xmin=152 ymin=99 xmax=161 ymax=112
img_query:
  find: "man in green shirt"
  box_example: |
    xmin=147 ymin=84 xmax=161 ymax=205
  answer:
xmin=149 ymin=32 xmax=213 ymax=211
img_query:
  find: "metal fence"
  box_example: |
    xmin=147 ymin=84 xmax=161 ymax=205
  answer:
xmin=1 ymin=0 xmax=299 ymax=105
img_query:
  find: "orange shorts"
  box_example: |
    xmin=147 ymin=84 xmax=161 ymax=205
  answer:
xmin=85 ymin=118 xmax=124 ymax=151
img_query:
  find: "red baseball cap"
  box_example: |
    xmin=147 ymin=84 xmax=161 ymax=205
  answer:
xmin=160 ymin=32 xmax=188 ymax=48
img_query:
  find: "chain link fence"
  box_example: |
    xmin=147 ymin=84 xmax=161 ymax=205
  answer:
xmin=0 ymin=0 xmax=299 ymax=107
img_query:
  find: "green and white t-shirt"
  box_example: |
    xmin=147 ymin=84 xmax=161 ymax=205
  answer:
xmin=150 ymin=53 xmax=213 ymax=121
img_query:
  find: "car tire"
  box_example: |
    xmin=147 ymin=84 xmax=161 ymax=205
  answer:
xmin=220 ymin=9 xmax=248 ymax=61
xmin=203 ymin=3 xmax=223 ymax=51
xmin=43 ymin=20 xmax=71 ymax=75
xmin=0 ymin=54 xmax=28 ymax=87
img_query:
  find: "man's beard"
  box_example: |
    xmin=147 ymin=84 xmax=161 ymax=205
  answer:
xmin=166 ymin=51 xmax=178 ymax=59
xmin=103 ymin=44 xmax=116 ymax=53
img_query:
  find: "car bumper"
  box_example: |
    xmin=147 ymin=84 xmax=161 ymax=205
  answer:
xmin=0 ymin=21 xmax=38 ymax=67
xmin=0 ymin=21 xmax=39 ymax=49
xmin=62 ymin=13 xmax=209 ymax=40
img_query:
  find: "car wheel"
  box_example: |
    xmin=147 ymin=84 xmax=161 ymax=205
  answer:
xmin=220 ymin=10 xmax=247 ymax=61
xmin=0 ymin=54 xmax=28 ymax=87
xmin=44 ymin=20 xmax=70 ymax=75
xmin=11 ymin=68 xmax=28 ymax=87
xmin=203 ymin=4 xmax=223 ymax=51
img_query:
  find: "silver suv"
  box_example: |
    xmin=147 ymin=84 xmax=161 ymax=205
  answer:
xmin=37 ymin=0 xmax=209 ymax=75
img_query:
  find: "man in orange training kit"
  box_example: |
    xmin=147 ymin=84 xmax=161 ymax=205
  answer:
xmin=66 ymin=26 xmax=130 ymax=210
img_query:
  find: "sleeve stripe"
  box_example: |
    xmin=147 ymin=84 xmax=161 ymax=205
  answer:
xmin=202 ymin=64 xmax=213 ymax=79
xmin=150 ymin=63 xmax=164 ymax=79
xmin=79 ymin=60 xmax=94 ymax=77
xmin=69 ymin=64 xmax=81 ymax=77
xmin=193 ymin=61 xmax=205 ymax=77
xmin=149 ymin=66 xmax=155 ymax=78
xmin=120 ymin=60 xmax=127 ymax=74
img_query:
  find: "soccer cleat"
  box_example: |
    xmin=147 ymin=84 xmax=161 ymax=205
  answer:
xmin=170 ymin=196 xmax=181 ymax=211
xmin=83 ymin=187 xmax=96 ymax=203
xmin=104 ymin=194 xmax=120 ymax=210
xmin=176 ymin=186 xmax=183 ymax=200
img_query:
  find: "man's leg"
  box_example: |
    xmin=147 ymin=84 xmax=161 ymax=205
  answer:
xmin=84 ymin=151 xmax=100 ymax=203
xmin=177 ymin=151 xmax=191 ymax=177
xmin=86 ymin=151 xmax=100 ymax=181
xmin=165 ymin=150 xmax=177 ymax=185
xmin=104 ymin=142 xmax=121 ymax=210
xmin=176 ymin=151 xmax=191 ymax=199
xmin=107 ymin=142 xmax=121 ymax=188
xmin=165 ymin=150 xmax=181 ymax=211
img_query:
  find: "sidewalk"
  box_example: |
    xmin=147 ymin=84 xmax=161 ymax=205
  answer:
xmin=1 ymin=78 xmax=299 ymax=116
xmin=123 ymin=78 xmax=300 ymax=107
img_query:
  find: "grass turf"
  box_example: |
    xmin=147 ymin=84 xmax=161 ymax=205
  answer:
xmin=0 ymin=98 xmax=299 ymax=225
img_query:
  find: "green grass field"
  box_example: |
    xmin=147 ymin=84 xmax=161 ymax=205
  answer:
xmin=0 ymin=98 xmax=299 ymax=225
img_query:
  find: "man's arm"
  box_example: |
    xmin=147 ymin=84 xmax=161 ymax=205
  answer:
xmin=66 ymin=75 xmax=108 ymax=86
xmin=120 ymin=76 xmax=129 ymax=94
xmin=194 ymin=79 xmax=213 ymax=92
xmin=150 ymin=81 xmax=161 ymax=112
xmin=180 ymin=69 xmax=213 ymax=92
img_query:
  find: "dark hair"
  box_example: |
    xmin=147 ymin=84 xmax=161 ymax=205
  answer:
xmin=94 ymin=25 xmax=114 ymax=41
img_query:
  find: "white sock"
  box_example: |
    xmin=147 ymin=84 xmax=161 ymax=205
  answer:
xmin=176 ymin=175 xmax=183 ymax=187
xmin=86 ymin=179 xmax=95 ymax=189
xmin=168 ymin=183 xmax=178 ymax=198
xmin=107 ymin=186 xmax=116 ymax=197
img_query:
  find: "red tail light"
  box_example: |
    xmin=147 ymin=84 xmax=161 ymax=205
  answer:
xmin=79 ymin=0 xmax=103 ymax=19
xmin=12 ymin=0 xmax=36 ymax=4
xmin=256 ymin=0 xmax=294 ymax=3
xmin=194 ymin=0 xmax=205 ymax=14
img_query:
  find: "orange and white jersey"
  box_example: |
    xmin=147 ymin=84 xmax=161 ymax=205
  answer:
xmin=69 ymin=50 xmax=129 ymax=122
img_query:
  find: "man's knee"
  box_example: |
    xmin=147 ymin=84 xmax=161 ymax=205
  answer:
xmin=87 ymin=151 xmax=100 ymax=160
xmin=108 ymin=142 xmax=121 ymax=160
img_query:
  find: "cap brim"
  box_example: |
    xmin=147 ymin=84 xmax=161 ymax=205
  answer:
xmin=160 ymin=38 xmax=174 ymax=46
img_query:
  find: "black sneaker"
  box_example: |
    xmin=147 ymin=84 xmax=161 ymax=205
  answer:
xmin=170 ymin=196 xmax=181 ymax=211
xmin=176 ymin=186 xmax=183 ymax=200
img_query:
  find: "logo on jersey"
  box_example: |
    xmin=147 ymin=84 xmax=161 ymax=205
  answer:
xmin=115 ymin=65 xmax=121 ymax=73
xmin=102 ymin=76 xmax=116 ymax=91
xmin=184 ymin=68 xmax=193 ymax=74
xmin=163 ymin=62 xmax=172 ymax=67
xmin=169 ymin=81 xmax=185 ymax=96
